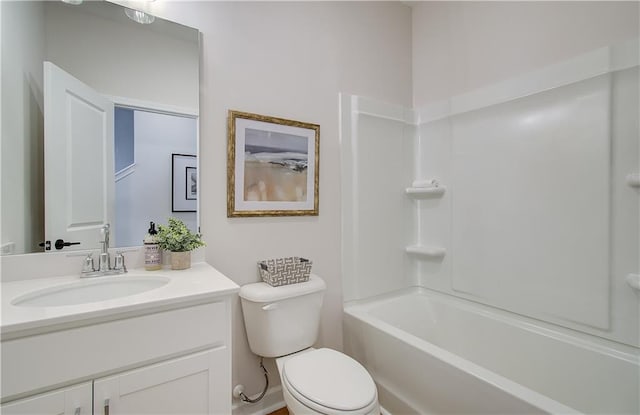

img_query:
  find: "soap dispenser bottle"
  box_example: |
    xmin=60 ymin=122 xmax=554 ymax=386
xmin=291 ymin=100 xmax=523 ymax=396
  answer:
xmin=144 ymin=222 xmax=162 ymax=271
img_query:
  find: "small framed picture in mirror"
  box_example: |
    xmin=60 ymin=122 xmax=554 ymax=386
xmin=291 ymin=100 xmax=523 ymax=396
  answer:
xmin=186 ymin=167 xmax=197 ymax=200
xmin=172 ymin=154 xmax=197 ymax=212
xmin=227 ymin=110 xmax=320 ymax=217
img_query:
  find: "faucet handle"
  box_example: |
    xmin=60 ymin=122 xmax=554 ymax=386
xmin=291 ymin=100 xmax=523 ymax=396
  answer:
xmin=82 ymin=253 xmax=95 ymax=273
xmin=98 ymin=252 xmax=110 ymax=272
xmin=114 ymin=252 xmax=127 ymax=273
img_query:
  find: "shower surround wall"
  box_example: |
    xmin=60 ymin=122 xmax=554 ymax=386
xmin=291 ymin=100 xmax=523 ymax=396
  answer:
xmin=340 ymin=98 xmax=416 ymax=302
xmin=341 ymin=34 xmax=639 ymax=415
xmin=343 ymin=35 xmax=639 ymax=345
xmin=415 ymin=64 xmax=639 ymax=347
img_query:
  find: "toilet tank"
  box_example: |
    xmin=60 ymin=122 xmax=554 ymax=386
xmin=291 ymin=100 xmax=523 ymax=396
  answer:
xmin=239 ymin=275 xmax=326 ymax=358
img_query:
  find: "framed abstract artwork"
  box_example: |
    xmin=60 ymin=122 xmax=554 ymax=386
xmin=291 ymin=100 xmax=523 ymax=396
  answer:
xmin=227 ymin=110 xmax=320 ymax=217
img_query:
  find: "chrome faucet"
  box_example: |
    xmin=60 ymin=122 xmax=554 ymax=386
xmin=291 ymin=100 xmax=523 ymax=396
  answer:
xmin=81 ymin=224 xmax=127 ymax=277
xmin=98 ymin=223 xmax=111 ymax=272
xmin=102 ymin=224 xmax=110 ymax=250
xmin=99 ymin=224 xmax=110 ymax=272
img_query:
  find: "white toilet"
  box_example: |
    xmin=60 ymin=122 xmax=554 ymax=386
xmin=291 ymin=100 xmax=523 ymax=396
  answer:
xmin=239 ymin=275 xmax=379 ymax=415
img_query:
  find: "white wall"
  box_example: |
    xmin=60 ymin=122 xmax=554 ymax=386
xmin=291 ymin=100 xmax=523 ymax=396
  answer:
xmin=412 ymin=1 xmax=639 ymax=108
xmin=137 ymin=0 xmax=413 ymax=404
xmin=115 ymin=110 xmax=197 ymax=248
xmin=0 ymin=1 xmax=45 ymax=255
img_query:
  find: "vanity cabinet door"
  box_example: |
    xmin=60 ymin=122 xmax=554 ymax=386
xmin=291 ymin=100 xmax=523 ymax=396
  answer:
xmin=1 ymin=382 xmax=92 ymax=415
xmin=93 ymin=347 xmax=229 ymax=415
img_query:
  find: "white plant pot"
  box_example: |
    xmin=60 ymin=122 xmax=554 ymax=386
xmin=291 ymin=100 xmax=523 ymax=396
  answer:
xmin=170 ymin=251 xmax=191 ymax=270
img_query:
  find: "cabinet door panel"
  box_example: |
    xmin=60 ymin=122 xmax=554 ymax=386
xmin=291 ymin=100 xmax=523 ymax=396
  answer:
xmin=1 ymin=382 xmax=92 ymax=415
xmin=94 ymin=348 xmax=228 ymax=415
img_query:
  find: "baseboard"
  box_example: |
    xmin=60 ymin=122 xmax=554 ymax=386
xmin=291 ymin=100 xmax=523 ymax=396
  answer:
xmin=232 ymin=385 xmax=285 ymax=415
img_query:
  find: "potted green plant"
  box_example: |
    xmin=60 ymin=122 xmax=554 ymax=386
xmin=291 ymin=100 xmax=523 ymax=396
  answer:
xmin=156 ymin=217 xmax=206 ymax=270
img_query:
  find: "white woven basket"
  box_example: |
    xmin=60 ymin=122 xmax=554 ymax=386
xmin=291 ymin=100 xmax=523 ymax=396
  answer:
xmin=257 ymin=257 xmax=312 ymax=287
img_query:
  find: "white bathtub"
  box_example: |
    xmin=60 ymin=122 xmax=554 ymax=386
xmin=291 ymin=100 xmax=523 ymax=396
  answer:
xmin=343 ymin=288 xmax=639 ymax=414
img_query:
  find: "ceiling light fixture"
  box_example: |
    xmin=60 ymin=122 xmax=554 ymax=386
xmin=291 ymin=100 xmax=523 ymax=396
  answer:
xmin=124 ymin=8 xmax=155 ymax=25
xmin=61 ymin=0 xmax=83 ymax=5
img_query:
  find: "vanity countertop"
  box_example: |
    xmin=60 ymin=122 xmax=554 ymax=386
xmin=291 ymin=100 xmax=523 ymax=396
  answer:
xmin=1 ymin=262 xmax=239 ymax=339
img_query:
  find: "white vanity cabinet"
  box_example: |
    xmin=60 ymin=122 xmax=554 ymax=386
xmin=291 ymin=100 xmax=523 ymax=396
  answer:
xmin=1 ymin=382 xmax=92 ymax=415
xmin=2 ymin=348 xmax=227 ymax=415
xmin=93 ymin=348 xmax=227 ymax=415
xmin=2 ymin=301 xmax=231 ymax=415
xmin=1 ymin=264 xmax=238 ymax=415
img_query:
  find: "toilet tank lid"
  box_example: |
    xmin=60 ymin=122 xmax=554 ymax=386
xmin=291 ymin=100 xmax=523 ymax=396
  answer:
xmin=239 ymin=275 xmax=326 ymax=303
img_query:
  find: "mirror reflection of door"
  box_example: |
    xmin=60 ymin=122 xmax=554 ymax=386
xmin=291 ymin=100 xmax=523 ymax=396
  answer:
xmin=44 ymin=62 xmax=198 ymax=253
xmin=44 ymin=61 xmax=114 ymax=251
xmin=114 ymin=108 xmax=197 ymax=248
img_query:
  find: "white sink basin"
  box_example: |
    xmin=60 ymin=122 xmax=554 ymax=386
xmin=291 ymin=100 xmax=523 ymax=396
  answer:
xmin=11 ymin=275 xmax=170 ymax=307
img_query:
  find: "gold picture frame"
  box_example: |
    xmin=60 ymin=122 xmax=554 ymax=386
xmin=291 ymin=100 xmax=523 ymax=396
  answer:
xmin=227 ymin=110 xmax=320 ymax=217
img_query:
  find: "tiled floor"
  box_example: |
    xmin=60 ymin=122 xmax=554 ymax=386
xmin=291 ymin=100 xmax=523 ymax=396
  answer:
xmin=267 ymin=408 xmax=289 ymax=415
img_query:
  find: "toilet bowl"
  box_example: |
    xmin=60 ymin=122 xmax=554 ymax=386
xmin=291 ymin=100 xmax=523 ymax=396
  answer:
xmin=276 ymin=348 xmax=379 ymax=415
xmin=238 ymin=275 xmax=380 ymax=415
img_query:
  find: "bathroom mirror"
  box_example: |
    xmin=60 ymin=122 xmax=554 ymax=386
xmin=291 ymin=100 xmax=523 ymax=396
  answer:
xmin=1 ymin=0 xmax=200 ymax=255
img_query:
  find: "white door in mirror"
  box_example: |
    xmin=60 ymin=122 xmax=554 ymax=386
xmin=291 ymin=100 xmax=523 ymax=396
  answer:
xmin=44 ymin=61 xmax=115 ymax=252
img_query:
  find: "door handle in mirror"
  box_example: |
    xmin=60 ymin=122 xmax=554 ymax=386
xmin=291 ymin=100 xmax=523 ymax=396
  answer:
xmin=54 ymin=239 xmax=81 ymax=250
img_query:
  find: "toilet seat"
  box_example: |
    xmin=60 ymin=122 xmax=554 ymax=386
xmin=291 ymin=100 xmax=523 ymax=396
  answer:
xmin=282 ymin=348 xmax=377 ymax=414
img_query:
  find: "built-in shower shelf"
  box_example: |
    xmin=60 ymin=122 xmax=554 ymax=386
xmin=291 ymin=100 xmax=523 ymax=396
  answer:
xmin=405 ymin=180 xmax=446 ymax=198
xmin=627 ymin=173 xmax=640 ymax=188
xmin=405 ymin=245 xmax=446 ymax=258
xmin=405 ymin=186 xmax=446 ymax=197
xmin=626 ymin=274 xmax=640 ymax=290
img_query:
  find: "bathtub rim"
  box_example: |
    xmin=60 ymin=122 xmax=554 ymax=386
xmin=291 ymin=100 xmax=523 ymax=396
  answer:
xmin=345 ymin=286 xmax=640 ymax=362
xmin=344 ymin=286 xmax=640 ymax=414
